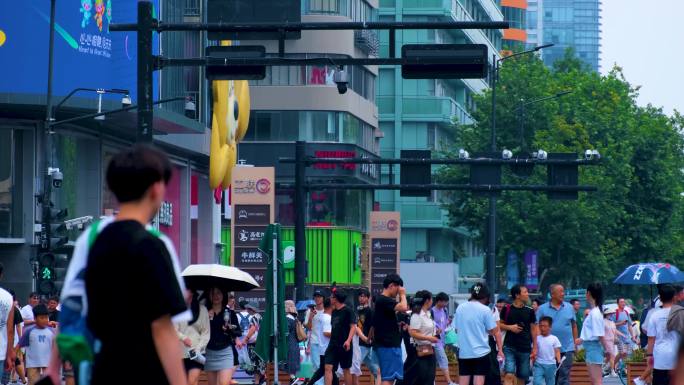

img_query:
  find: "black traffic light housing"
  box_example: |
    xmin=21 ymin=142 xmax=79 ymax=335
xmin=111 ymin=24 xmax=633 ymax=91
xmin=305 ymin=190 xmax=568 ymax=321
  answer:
xmin=46 ymin=207 xmax=68 ymax=249
xmin=37 ymin=252 xmax=56 ymax=295
xmin=402 ymin=44 xmax=488 ymax=79
xmin=469 ymin=152 xmax=502 ymax=197
xmin=400 ymin=150 xmax=431 ymax=197
xmin=547 ymin=153 xmax=579 ymax=200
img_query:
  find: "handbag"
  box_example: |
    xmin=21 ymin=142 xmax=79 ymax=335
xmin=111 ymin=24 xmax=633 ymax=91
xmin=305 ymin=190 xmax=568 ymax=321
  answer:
xmin=444 ymin=329 xmax=458 ymax=346
xmin=416 ymin=344 xmax=434 ymax=357
xmin=295 ymin=320 xmax=308 ymax=342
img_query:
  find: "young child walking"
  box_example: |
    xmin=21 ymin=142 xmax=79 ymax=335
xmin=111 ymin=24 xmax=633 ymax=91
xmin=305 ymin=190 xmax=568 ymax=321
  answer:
xmin=603 ymin=310 xmax=626 ymax=378
xmin=533 ymin=316 xmax=562 ymax=385
xmin=18 ymin=304 xmax=55 ymax=385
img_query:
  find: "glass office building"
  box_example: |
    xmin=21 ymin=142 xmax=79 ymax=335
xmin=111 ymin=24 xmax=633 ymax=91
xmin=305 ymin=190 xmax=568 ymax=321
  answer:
xmin=528 ymin=0 xmax=601 ymax=71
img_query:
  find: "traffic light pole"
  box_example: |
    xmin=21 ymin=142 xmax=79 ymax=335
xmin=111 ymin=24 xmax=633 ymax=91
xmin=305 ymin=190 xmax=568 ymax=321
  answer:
xmin=487 ymin=55 xmax=498 ymax=299
xmin=294 ymin=141 xmax=307 ymax=302
xmin=137 ymin=1 xmax=154 ymax=142
xmin=42 ymin=0 xmax=57 ymax=254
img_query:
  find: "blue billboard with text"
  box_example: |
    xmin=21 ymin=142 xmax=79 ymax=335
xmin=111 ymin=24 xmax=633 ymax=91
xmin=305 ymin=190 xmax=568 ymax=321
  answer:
xmin=0 ymin=0 xmax=158 ymax=101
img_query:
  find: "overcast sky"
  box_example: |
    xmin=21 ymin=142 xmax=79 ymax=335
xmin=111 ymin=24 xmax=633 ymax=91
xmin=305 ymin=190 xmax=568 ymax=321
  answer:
xmin=601 ymin=0 xmax=683 ymax=116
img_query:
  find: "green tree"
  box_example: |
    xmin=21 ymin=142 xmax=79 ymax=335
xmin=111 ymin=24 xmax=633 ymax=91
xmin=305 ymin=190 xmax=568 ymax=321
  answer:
xmin=438 ymin=51 xmax=684 ymax=294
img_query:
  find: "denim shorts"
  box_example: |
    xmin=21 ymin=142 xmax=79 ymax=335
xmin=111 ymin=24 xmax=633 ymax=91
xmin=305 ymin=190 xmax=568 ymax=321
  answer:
xmin=434 ymin=344 xmax=449 ymax=369
xmin=375 ymin=347 xmax=404 ymax=381
xmin=583 ymin=340 xmax=604 ymax=365
xmin=504 ymin=346 xmax=531 ymax=379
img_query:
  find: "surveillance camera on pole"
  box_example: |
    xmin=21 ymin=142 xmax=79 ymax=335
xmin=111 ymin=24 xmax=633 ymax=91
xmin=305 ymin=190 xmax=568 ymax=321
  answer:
xmin=48 ymin=167 xmax=63 ymax=189
xmin=333 ymin=66 xmax=348 ymax=95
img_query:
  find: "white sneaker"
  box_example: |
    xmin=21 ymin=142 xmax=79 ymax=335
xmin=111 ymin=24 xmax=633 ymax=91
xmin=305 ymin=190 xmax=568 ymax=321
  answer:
xmin=633 ymin=378 xmax=646 ymax=385
xmin=610 ymin=370 xmax=618 ymax=377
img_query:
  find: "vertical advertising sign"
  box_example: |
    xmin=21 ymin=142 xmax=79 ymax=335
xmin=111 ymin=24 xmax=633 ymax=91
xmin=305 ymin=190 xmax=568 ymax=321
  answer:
xmin=369 ymin=211 xmax=401 ymax=297
xmin=231 ymin=167 xmax=274 ymax=311
xmin=506 ymin=250 xmax=520 ymax=290
xmin=524 ymin=250 xmax=539 ymax=291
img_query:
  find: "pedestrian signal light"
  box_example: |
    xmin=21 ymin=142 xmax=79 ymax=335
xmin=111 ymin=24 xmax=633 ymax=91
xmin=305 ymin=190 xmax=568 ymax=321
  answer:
xmin=38 ymin=252 xmax=56 ymax=295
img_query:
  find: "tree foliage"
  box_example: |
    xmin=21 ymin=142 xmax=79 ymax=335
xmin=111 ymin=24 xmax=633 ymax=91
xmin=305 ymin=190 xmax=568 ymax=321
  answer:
xmin=438 ymin=51 xmax=684 ymax=295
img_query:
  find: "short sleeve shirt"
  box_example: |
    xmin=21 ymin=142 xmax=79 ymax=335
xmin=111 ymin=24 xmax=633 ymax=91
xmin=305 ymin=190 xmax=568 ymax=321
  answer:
xmin=85 ymin=220 xmax=188 ymax=385
xmin=356 ymin=306 xmax=373 ymax=348
xmin=316 ymin=313 xmax=332 ymax=351
xmin=20 ymin=305 xmax=34 ymax=323
xmin=454 ymin=301 xmax=497 ymax=359
xmin=535 ymin=335 xmax=561 ymax=365
xmin=372 ymin=295 xmax=402 ymax=348
xmin=580 ymin=307 xmax=605 ymax=342
xmin=536 ymin=302 xmax=576 ymax=353
xmin=646 ymin=307 xmax=681 ymax=370
xmin=610 ymin=309 xmax=631 ymax=343
xmin=330 ymin=306 xmax=356 ymax=347
xmin=19 ymin=326 xmax=55 ymax=368
xmin=0 ymin=288 xmax=13 ymax=361
xmin=410 ymin=310 xmax=435 ymax=346
xmin=502 ymin=304 xmax=537 ymax=352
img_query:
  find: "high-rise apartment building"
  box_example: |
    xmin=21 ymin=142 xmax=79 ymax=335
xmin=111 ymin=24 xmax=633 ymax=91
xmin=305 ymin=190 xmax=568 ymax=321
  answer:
xmin=501 ymin=0 xmax=528 ymax=53
xmin=526 ymin=0 xmax=601 ymax=71
xmin=377 ymin=0 xmax=502 ymax=290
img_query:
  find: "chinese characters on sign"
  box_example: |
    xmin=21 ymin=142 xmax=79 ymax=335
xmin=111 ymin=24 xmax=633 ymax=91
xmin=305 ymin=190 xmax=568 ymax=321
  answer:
xmin=78 ymin=33 xmax=112 ymax=58
xmin=158 ymin=201 xmax=173 ymax=227
xmin=231 ymin=167 xmax=275 ymax=311
xmin=369 ymin=212 xmax=401 ymax=297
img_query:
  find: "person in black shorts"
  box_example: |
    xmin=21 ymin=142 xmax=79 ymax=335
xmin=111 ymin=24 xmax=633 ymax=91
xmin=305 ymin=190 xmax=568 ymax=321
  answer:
xmin=324 ymin=290 xmax=357 ymax=385
xmin=454 ymin=283 xmax=504 ymax=385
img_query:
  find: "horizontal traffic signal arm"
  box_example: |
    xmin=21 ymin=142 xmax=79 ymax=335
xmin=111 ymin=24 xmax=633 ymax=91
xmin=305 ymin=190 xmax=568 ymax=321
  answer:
xmin=279 ymin=157 xmax=600 ymax=166
xmin=111 ymin=21 xmax=510 ymax=33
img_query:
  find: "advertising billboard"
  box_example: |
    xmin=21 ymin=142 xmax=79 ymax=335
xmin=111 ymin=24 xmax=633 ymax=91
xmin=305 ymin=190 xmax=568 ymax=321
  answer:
xmin=0 ymin=0 xmax=158 ymax=101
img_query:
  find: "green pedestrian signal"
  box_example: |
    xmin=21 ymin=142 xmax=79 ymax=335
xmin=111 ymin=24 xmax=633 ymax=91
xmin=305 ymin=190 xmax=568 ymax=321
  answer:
xmin=42 ymin=267 xmax=53 ymax=280
xmin=37 ymin=252 xmax=56 ymax=295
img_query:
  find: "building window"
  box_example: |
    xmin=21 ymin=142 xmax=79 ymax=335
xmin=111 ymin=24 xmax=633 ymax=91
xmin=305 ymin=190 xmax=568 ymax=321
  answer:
xmin=251 ymin=55 xmax=376 ymax=102
xmin=0 ymin=129 xmax=25 ymax=239
xmin=527 ymin=11 xmax=537 ymax=29
xmin=245 ymin=111 xmax=376 ymax=152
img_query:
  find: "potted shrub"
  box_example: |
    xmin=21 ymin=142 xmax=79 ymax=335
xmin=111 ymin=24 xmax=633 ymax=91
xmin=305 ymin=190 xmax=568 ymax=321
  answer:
xmin=569 ymin=349 xmax=593 ymax=385
xmin=627 ymin=348 xmax=649 ymax=384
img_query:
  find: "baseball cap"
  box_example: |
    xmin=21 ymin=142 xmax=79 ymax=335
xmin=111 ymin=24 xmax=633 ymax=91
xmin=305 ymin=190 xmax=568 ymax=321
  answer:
xmin=470 ymin=282 xmax=490 ymax=300
xmin=245 ymin=302 xmax=258 ymax=312
xmin=313 ymin=290 xmax=324 ymax=298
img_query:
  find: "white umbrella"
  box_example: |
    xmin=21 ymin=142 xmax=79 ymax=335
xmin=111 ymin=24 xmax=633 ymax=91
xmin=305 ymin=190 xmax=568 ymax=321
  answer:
xmin=603 ymin=303 xmax=635 ymax=315
xmin=182 ymin=264 xmax=259 ymax=292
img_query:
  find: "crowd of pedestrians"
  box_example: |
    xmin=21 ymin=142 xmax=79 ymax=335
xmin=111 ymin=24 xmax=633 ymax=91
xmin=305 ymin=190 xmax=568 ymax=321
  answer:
xmin=0 ymin=144 xmax=683 ymax=385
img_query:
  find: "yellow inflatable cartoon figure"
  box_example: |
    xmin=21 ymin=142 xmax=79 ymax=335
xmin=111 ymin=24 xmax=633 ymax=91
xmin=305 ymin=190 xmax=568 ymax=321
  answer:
xmin=209 ymin=41 xmax=251 ymax=190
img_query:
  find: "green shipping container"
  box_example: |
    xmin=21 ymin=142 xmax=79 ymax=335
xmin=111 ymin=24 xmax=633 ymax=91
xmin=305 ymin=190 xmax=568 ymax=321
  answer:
xmin=221 ymin=227 xmax=363 ymax=285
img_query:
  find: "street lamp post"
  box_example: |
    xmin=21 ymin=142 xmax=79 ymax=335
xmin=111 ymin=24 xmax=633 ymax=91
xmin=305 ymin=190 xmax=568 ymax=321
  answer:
xmin=486 ymin=43 xmax=553 ymax=299
xmin=518 ymin=90 xmax=572 ymax=151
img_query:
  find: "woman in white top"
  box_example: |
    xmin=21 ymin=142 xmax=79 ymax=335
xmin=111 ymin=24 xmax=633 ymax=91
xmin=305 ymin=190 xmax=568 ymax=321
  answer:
xmin=176 ymin=291 xmax=211 ymax=385
xmin=575 ymin=283 xmax=607 ymax=385
xmin=405 ymin=290 xmax=439 ymax=385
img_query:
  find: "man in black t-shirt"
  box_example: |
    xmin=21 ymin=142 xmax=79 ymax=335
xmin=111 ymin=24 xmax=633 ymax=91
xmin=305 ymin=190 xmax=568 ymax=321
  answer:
xmin=353 ymin=288 xmax=379 ymax=384
xmin=48 ymin=145 xmax=190 ymax=385
xmin=325 ymin=290 xmax=357 ymax=385
xmin=371 ymin=273 xmax=408 ymax=385
xmin=47 ymin=296 xmax=60 ymax=327
xmin=499 ymin=284 xmax=538 ymax=385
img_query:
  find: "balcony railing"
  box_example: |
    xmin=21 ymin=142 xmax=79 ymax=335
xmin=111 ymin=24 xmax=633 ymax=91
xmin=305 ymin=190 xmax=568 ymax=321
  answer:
xmin=184 ymin=0 xmax=200 ymax=16
xmin=378 ymin=95 xmax=473 ymax=125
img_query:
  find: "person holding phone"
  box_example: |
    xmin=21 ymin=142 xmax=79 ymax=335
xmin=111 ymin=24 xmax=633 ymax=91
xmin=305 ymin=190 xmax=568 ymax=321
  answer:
xmin=499 ymin=285 xmax=538 ymax=385
xmin=205 ymin=287 xmax=241 ymax=385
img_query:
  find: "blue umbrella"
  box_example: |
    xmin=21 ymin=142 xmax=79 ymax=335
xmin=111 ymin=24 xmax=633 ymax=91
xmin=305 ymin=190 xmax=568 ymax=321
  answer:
xmin=296 ymin=300 xmax=316 ymax=311
xmin=613 ymin=262 xmax=684 ymax=285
